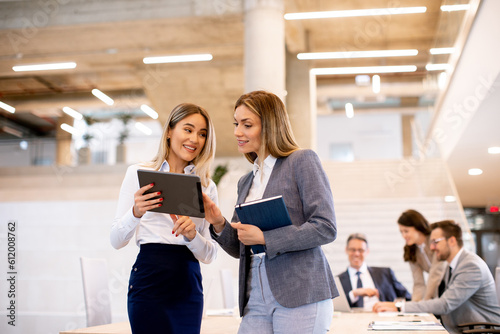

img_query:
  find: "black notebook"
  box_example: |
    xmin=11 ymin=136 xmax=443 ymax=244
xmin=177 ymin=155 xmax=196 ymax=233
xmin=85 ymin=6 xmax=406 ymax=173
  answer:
xmin=235 ymin=195 xmax=292 ymax=254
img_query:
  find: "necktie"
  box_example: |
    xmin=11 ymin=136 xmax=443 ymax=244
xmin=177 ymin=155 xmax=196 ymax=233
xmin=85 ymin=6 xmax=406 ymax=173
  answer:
xmin=355 ymin=271 xmax=364 ymax=307
xmin=438 ymin=266 xmax=452 ymax=297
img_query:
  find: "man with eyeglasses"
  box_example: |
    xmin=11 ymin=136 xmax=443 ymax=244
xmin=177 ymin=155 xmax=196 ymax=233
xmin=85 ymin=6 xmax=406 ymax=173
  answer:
xmin=337 ymin=233 xmax=411 ymax=310
xmin=374 ymin=220 xmax=500 ymax=334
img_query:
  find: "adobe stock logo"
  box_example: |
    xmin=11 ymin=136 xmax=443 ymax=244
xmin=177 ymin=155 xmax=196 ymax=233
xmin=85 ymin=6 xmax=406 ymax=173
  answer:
xmin=7 ymin=0 xmax=72 ymax=53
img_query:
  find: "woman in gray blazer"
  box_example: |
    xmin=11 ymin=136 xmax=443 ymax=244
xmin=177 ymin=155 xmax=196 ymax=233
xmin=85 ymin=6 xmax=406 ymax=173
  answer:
xmin=203 ymin=90 xmax=339 ymax=333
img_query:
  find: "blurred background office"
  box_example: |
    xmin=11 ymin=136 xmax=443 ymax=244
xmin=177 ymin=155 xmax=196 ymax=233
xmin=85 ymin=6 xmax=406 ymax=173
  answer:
xmin=0 ymin=0 xmax=499 ymax=333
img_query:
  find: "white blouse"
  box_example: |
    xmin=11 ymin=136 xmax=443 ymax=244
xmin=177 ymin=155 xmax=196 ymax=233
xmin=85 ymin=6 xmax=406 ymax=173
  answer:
xmin=110 ymin=161 xmax=218 ymax=264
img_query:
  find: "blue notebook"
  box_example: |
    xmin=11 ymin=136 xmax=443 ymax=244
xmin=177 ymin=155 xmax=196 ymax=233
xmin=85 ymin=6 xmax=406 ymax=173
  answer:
xmin=235 ymin=195 xmax=292 ymax=254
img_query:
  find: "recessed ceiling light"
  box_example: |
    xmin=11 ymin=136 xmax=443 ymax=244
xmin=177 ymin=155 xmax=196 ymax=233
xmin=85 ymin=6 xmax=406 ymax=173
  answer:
xmin=91 ymin=89 xmax=114 ymax=106
xmin=284 ymin=6 xmax=427 ymax=20
xmin=444 ymin=195 xmax=456 ymax=203
xmin=143 ymin=54 xmax=213 ymax=64
xmin=297 ymin=49 xmax=418 ymax=60
xmin=468 ymin=168 xmax=483 ymax=176
xmin=488 ymin=147 xmax=500 ymax=154
xmin=311 ymin=65 xmax=417 ymax=75
xmin=12 ymin=62 xmax=76 ymax=72
xmin=0 ymin=101 xmax=15 ymax=113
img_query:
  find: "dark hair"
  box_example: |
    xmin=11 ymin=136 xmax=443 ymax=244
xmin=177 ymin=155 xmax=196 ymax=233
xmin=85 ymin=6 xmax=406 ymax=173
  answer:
xmin=430 ymin=220 xmax=463 ymax=248
xmin=398 ymin=209 xmax=430 ymax=263
xmin=346 ymin=233 xmax=368 ymax=247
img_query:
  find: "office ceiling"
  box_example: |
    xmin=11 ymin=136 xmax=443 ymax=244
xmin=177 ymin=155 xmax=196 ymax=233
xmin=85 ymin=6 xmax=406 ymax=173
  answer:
xmin=1 ymin=0 xmax=497 ymax=207
xmin=0 ymin=0 xmax=467 ymax=136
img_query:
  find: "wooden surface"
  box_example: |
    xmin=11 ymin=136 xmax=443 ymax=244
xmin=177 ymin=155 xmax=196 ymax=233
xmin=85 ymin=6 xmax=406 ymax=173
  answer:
xmin=60 ymin=312 xmax=447 ymax=334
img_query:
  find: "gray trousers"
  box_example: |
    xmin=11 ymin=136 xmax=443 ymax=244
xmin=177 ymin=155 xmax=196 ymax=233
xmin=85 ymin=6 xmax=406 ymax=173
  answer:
xmin=238 ymin=255 xmax=333 ymax=334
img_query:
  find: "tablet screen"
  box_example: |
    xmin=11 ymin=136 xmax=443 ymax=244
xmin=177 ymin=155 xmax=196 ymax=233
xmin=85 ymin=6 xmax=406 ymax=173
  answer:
xmin=137 ymin=169 xmax=205 ymax=218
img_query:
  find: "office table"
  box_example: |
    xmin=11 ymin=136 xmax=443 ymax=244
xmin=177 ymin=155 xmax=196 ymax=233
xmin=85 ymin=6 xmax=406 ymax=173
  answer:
xmin=60 ymin=312 xmax=447 ymax=334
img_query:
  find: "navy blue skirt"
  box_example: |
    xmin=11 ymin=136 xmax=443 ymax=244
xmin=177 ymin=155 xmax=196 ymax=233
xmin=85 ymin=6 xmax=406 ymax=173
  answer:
xmin=127 ymin=243 xmax=203 ymax=334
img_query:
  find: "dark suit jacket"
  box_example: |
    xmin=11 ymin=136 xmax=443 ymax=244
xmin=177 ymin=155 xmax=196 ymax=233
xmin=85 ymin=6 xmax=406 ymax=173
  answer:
xmin=338 ymin=267 xmax=411 ymax=307
xmin=211 ymin=149 xmax=338 ymax=316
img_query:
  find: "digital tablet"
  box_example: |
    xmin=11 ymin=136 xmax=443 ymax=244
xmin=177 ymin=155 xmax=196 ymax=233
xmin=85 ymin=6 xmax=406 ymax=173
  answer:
xmin=137 ymin=169 xmax=205 ymax=218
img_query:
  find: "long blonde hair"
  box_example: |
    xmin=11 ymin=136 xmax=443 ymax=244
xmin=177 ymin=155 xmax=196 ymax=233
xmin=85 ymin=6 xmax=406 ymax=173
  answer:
xmin=234 ymin=90 xmax=299 ymax=163
xmin=143 ymin=103 xmax=216 ymax=187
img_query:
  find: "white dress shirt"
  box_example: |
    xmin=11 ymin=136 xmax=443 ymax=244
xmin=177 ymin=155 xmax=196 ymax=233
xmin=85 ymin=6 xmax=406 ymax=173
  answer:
xmin=245 ymin=155 xmax=277 ymax=203
xmin=242 ymin=155 xmax=277 ymax=255
xmin=347 ymin=263 xmax=380 ymax=310
xmin=110 ymin=161 xmax=218 ymax=264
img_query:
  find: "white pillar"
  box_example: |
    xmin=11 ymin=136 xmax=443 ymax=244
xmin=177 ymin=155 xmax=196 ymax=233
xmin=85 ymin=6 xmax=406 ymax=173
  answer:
xmin=244 ymin=0 xmax=285 ymax=101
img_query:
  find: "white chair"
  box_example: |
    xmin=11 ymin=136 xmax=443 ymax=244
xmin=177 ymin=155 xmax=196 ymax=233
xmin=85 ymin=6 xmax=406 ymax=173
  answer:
xmin=80 ymin=257 xmax=112 ymax=327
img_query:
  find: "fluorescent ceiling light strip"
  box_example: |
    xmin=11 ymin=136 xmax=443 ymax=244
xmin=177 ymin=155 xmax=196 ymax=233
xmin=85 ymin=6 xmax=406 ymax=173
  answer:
xmin=135 ymin=122 xmax=152 ymax=135
xmin=285 ymin=6 xmax=426 ymax=20
xmin=311 ymin=65 xmax=417 ymax=75
xmin=0 ymin=101 xmax=15 ymax=113
xmin=62 ymin=107 xmax=83 ymax=120
xmin=60 ymin=123 xmax=79 ymax=136
xmin=140 ymin=104 xmax=159 ymax=119
xmin=2 ymin=126 xmax=23 ymax=137
xmin=430 ymin=47 xmax=455 ymax=55
xmin=426 ymin=63 xmax=451 ymax=71
xmin=12 ymin=62 xmax=76 ymax=72
xmin=143 ymin=54 xmax=213 ymax=64
xmin=91 ymin=89 xmax=114 ymax=106
xmin=441 ymin=4 xmax=470 ymax=11
xmin=298 ymin=49 xmax=418 ymax=60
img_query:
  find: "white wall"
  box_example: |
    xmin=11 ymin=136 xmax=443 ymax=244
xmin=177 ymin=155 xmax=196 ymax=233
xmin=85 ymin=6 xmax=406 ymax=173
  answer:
xmin=316 ymin=112 xmax=403 ymax=161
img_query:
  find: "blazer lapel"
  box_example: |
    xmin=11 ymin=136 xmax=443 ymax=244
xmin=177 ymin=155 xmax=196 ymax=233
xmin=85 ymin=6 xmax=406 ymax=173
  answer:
xmin=237 ymin=172 xmax=254 ymax=204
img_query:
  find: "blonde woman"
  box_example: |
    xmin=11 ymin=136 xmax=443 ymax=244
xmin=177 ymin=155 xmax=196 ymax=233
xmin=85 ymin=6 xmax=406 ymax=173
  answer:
xmin=111 ymin=103 xmax=217 ymax=334
xmin=203 ymin=91 xmax=338 ymax=334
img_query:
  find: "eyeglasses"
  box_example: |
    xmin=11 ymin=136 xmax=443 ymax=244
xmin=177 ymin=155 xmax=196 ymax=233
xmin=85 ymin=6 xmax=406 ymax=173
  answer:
xmin=430 ymin=237 xmax=446 ymax=245
xmin=347 ymin=248 xmax=366 ymax=253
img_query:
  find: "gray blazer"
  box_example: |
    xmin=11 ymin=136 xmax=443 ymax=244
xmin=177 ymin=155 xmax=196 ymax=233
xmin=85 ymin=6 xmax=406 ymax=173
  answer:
xmin=405 ymin=249 xmax=500 ymax=334
xmin=211 ymin=149 xmax=339 ymax=316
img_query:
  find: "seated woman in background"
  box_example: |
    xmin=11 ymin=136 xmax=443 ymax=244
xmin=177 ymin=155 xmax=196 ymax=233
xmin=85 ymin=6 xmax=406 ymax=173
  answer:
xmin=397 ymin=209 xmax=447 ymax=301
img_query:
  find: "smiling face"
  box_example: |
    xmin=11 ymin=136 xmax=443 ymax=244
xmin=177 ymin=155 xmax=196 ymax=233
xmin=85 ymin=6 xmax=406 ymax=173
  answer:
xmin=167 ymin=113 xmax=207 ymax=168
xmin=399 ymin=224 xmax=425 ymax=246
xmin=430 ymin=228 xmax=452 ymax=262
xmin=233 ymin=104 xmax=263 ymax=157
xmin=346 ymin=238 xmax=368 ymax=270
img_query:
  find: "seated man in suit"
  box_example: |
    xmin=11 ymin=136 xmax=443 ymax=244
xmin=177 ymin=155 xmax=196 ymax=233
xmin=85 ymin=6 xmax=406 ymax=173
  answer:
xmin=374 ymin=221 xmax=500 ymax=334
xmin=338 ymin=233 xmax=411 ymax=310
